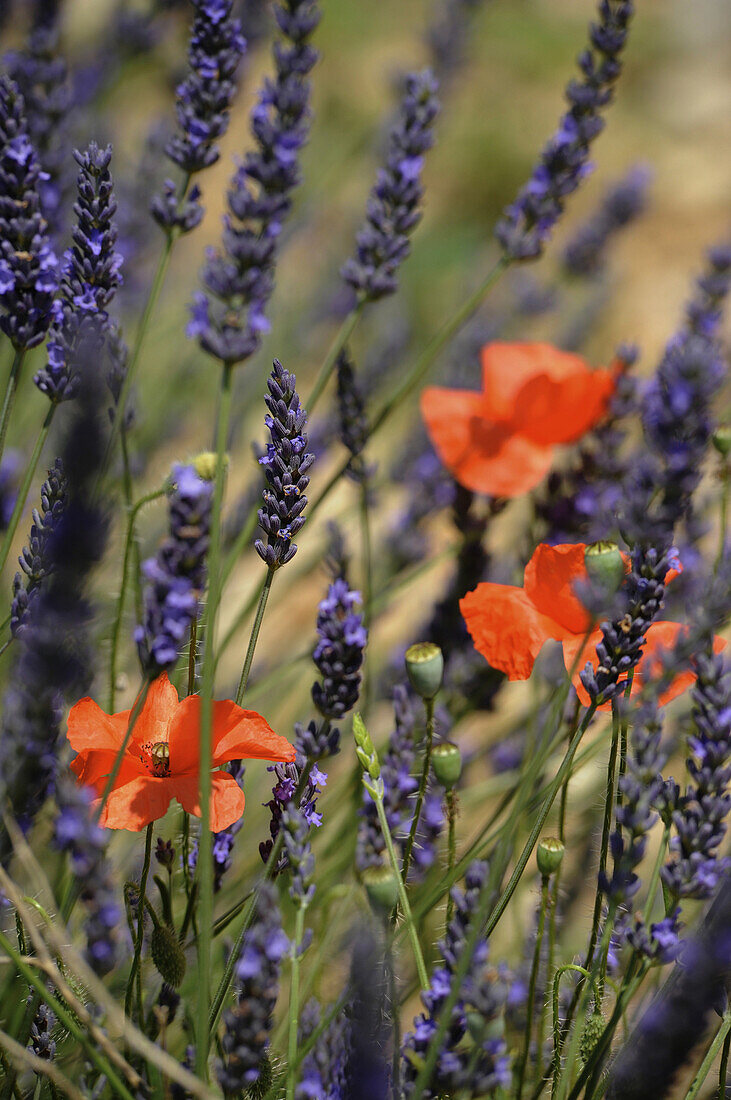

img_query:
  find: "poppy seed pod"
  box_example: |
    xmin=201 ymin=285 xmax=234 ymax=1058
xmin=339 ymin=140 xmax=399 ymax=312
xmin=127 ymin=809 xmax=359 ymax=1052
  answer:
xmin=712 ymin=425 xmax=731 ymax=457
xmin=362 ymin=865 xmax=400 ymax=913
xmin=537 ymin=836 xmax=565 ymax=877
xmin=584 ymin=541 xmax=625 ymax=595
xmin=432 ymin=741 xmax=462 ymax=788
xmin=405 ymin=641 xmax=444 ymax=699
xmin=151 ymin=923 xmax=186 ymax=988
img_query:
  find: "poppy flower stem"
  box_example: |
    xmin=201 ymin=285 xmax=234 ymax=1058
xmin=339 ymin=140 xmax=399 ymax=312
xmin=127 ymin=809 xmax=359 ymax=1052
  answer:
xmin=304 ymin=300 xmax=365 ymax=414
xmin=196 ymin=359 xmax=234 ymax=1080
xmin=234 ymin=565 xmax=276 ymax=706
xmin=401 ymin=695 xmax=435 ymax=884
xmin=125 ymin=823 xmax=153 ymax=1023
xmin=584 ymin=701 xmax=621 ymax=983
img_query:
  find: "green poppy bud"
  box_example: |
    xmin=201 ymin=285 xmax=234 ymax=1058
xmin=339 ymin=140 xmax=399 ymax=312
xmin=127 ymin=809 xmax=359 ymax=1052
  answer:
xmin=431 ymin=741 xmax=462 ymax=788
xmin=537 ymin=836 xmax=565 ymax=877
xmin=405 ymin=642 xmax=444 ymax=699
xmin=151 ymin=923 xmax=186 ymax=988
xmin=584 ymin=541 xmax=625 ymax=594
xmin=579 ymin=1010 xmax=605 ymax=1067
xmin=712 ymin=425 xmax=731 ymax=457
xmin=362 ymin=865 xmax=400 ymax=912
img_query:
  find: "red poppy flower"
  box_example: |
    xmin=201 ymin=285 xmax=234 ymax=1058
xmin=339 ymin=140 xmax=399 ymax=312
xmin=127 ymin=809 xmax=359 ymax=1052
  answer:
xmin=460 ymin=542 xmax=723 ymax=707
xmin=421 ymin=342 xmax=616 ymax=498
xmin=67 ymin=673 xmax=296 ymax=831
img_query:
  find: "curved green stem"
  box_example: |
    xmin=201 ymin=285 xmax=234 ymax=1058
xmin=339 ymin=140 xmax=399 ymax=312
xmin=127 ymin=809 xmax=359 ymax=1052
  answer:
xmin=549 ymin=966 xmax=593 ymax=1098
xmin=401 ymin=695 xmax=435 ymax=883
xmin=0 ymin=348 xmax=25 ymax=469
xmin=195 ymin=360 xmax=234 ymax=1079
xmin=125 ymin=824 xmax=153 ymax=1022
xmin=305 ymin=302 xmax=364 ymax=414
xmin=234 ymin=565 xmax=275 ymax=705
xmin=0 ymin=403 xmax=55 ymax=577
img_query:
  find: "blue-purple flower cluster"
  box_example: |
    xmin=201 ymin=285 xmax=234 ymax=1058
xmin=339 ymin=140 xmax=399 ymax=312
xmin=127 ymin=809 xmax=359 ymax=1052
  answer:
xmin=342 ymin=69 xmax=440 ymax=301
xmin=562 ymin=165 xmax=650 ymax=278
xmin=35 ymin=142 xmax=122 ymax=403
xmin=188 ymin=762 xmax=245 ymax=892
xmin=296 ymin=998 xmax=350 ymax=1100
xmin=336 ymin=347 xmax=371 ymax=484
xmin=401 ymin=861 xmax=510 ymax=1097
xmin=10 ymin=459 xmax=66 ymax=636
xmin=136 ymin=463 xmax=213 ymax=675
xmin=189 ymin=0 xmax=319 ymax=363
xmin=496 ymin=0 xmax=634 ymax=261
xmin=54 ymin=778 xmax=120 ymax=976
xmin=218 ymin=881 xmax=288 ymax=1094
xmin=256 ymin=359 xmax=314 ymax=569
xmin=312 ymin=577 xmax=367 ymax=720
xmin=0 ymin=74 xmax=58 ymax=350
xmin=260 ymin=756 xmax=327 ymax=872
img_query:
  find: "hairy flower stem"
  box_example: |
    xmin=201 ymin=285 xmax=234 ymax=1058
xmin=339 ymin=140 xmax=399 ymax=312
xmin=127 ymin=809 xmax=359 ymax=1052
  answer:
xmin=286 ymin=905 xmax=308 ymax=1100
xmin=125 ymin=823 xmax=153 ymax=1021
xmin=683 ymin=1011 xmax=731 ymax=1100
xmin=196 ymin=359 xmax=234 ymax=1079
xmin=0 ymin=348 xmax=25 ymax=469
xmin=401 ymin=695 xmax=435 ymax=883
xmin=585 ymin=703 xmax=622 ymax=980
xmin=305 ymin=301 xmax=364 ymax=413
xmin=517 ymin=874 xmax=551 ymax=1099
xmin=371 ymin=778 xmax=429 ymax=990
xmin=446 ymin=789 xmax=457 ymax=927
xmin=235 ymin=565 xmax=275 ymax=706
xmin=549 ymin=965 xmax=593 ymax=1099
xmin=0 ymin=403 xmax=55 ymax=576
xmin=108 ymin=487 xmax=167 ymax=710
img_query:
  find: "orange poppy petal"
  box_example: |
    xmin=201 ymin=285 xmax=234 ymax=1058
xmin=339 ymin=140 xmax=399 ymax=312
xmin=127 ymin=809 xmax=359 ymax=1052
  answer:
xmin=174 ymin=772 xmax=246 ymax=833
xmin=134 ymin=673 xmax=179 ymax=747
xmin=480 ymin=342 xmax=587 ymax=421
xmin=168 ymin=697 xmax=296 ymax=774
xmin=524 ymin=543 xmax=593 ymax=635
xmin=66 ymin=697 xmax=130 ymax=755
xmin=70 ymin=749 xmax=144 ymax=795
xmin=510 ymin=367 xmax=614 ymax=447
xmin=96 ymin=776 xmax=174 ymax=831
xmin=421 ymin=384 xmax=489 ymax=471
xmin=461 ymin=582 xmax=565 ymax=680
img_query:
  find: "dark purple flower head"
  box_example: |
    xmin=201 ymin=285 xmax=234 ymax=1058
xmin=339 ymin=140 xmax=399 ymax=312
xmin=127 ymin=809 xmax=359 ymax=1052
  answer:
xmin=342 ymin=69 xmax=440 ymax=301
xmin=189 ymin=0 xmax=319 ymax=363
xmin=11 ymin=458 xmax=67 ymax=636
xmin=28 ymin=1000 xmax=56 ymax=1061
xmin=336 ymin=347 xmax=372 ymax=484
xmin=255 ymin=359 xmax=314 ymax=569
xmin=282 ymin=802 xmax=316 ymax=907
xmin=136 ymin=463 xmax=213 ymax=676
xmin=0 ymin=75 xmax=58 ymax=349
xmin=562 ymin=164 xmax=650 ymax=278
xmin=311 ymin=577 xmax=367 ymax=720
xmin=496 ymin=0 xmax=634 ymax=262
xmin=218 ymin=880 xmax=288 ymax=1094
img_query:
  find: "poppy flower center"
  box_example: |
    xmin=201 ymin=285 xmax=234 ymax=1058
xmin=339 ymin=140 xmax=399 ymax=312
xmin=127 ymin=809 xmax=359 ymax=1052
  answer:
xmin=140 ymin=740 xmax=171 ymax=777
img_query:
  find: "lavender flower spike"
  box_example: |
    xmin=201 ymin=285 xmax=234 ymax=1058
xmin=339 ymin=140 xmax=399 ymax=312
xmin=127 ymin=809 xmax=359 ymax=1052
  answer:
xmin=562 ymin=164 xmax=650 ymax=278
xmin=152 ymin=0 xmax=246 ymax=234
xmin=10 ymin=458 xmax=67 ymax=636
xmin=217 ymin=881 xmax=288 ymax=1094
xmin=255 ymin=359 xmax=314 ymax=569
xmin=188 ymin=0 xmax=320 ymax=364
xmin=496 ymin=0 xmax=634 ymax=262
xmin=342 ymin=69 xmax=440 ymax=301
xmin=35 ymin=142 xmax=122 ymax=403
xmin=136 ymin=463 xmax=213 ymax=676
xmin=311 ymin=577 xmax=368 ymax=720
xmin=0 ymin=75 xmax=58 ymax=350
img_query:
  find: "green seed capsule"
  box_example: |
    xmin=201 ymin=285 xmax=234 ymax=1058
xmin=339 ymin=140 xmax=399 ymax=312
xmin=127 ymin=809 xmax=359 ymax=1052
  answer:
xmin=151 ymin=923 xmax=186 ymax=988
xmin=404 ymin=642 xmax=444 ymax=699
xmin=537 ymin=836 xmax=565 ymax=877
xmin=191 ymin=451 xmax=227 ymax=481
xmin=362 ymin=865 xmax=400 ymax=912
xmin=579 ymin=1010 xmax=605 ymax=1067
xmin=712 ymin=425 xmax=731 ymax=457
xmin=584 ymin=541 xmax=625 ymax=594
xmin=431 ymin=741 xmax=462 ymax=788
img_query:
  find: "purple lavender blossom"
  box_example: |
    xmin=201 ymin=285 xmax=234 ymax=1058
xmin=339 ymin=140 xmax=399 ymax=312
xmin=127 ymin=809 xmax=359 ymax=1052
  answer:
xmin=255 ymin=359 xmax=314 ymax=569
xmin=54 ymin=778 xmax=120 ymax=976
xmin=662 ymin=649 xmax=731 ymax=901
xmin=311 ymin=577 xmax=367 ymax=720
xmin=187 ymin=762 xmax=245 ymax=892
xmin=28 ymin=1001 xmax=55 ymax=1061
xmin=426 ymin=0 xmax=486 ymax=85
xmin=260 ymin=755 xmax=327 ymax=871
xmin=342 ymin=69 xmax=440 ymax=301
xmin=336 ymin=347 xmax=371 ymax=484
xmin=282 ymin=802 xmax=316 ymax=907
xmin=35 ymin=142 xmax=122 ymax=403
xmin=401 ymin=861 xmax=511 ymax=1096
xmin=0 ymin=75 xmax=58 ymax=350
xmin=10 ymin=459 xmax=66 ymax=636
xmin=0 ymin=449 xmax=20 ymax=529
xmin=136 ymin=463 xmax=213 ymax=675
xmin=496 ymin=0 xmax=634 ymax=261
xmin=562 ymin=165 xmax=650 ymax=278
xmin=188 ymin=0 xmax=319 ymax=363
xmin=217 ymin=881 xmax=288 ymax=1094
xmin=296 ymin=998 xmax=350 ymax=1100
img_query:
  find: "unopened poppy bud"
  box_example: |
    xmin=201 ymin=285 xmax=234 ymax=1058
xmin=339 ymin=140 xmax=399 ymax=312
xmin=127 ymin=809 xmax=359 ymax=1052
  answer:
xmin=466 ymin=1011 xmax=505 ymax=1042
xmin=537 ymin=837 xmax=565 ymax=877
xmin=584 ymin=541 xmax=625 ymax=594
xmin=431 ymin=741 xmax=462 ymax=788
xmin=151 ymin=923 xmax=186 ymax=988
xmin=191 ymin=451 xmax=227 ymax=481
xmin=405 ymin=642 xmax=444 ymax=699
xmin=362 ymin=865 xmax=399 ymax=912
xmin=712 ymin=425 xmax=731 ymax=457
xmin=579 ymin=1010 xmax=605 ymax=1067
